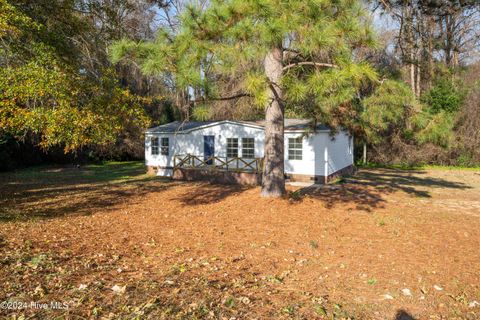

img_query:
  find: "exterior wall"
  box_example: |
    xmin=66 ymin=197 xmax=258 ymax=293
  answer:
xmin=325 ymin=131 xmax=354 ymax=175
xmin=312 ymin=130 xmax=354 ymax=178
xmin=284 ymin=132 xmax=316 ymax=176
xmin=145 ymin=123 xmax=265 ymax=175
xmin=145 ymin=122 xmax=354 ymax=182
xmin=145 ymin=133 xmax=175 ymax=176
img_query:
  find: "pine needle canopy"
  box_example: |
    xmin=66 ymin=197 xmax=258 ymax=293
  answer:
xmin=110 ymin=0 xmax=378 ymax=122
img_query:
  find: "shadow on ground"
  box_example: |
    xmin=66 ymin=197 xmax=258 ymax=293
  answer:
xmin=294 ymin=168 xmax=471 ymax=211
xmin=0 ymin=162 xmax=174 ymax=222
xmin=395 ymin=310 xmax=417 ymax=320
xmin=1 ymin=165 xmax=473 ymax=220
xmin=172 ymin=183 xmax=252 ymax=206
xmin=147 ymin=167 xmax=471 ymax=211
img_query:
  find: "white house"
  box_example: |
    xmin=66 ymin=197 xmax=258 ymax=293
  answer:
xmin=145 ymin=119 xmax=354 ymax=184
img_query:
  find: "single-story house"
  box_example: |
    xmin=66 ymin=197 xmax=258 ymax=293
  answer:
xmin=145 ymin=119 xmax=354 ymax=184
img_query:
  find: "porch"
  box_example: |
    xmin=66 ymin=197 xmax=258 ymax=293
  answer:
xmin=172 ymin=154 xmax=264 ymax=185
xmin=173 ymin=154 xmax=264 ymax=173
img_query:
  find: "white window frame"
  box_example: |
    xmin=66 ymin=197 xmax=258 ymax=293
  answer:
xmin=151 ymin=137 xmax=159 ymax=155
xmin=288 ymin=137 xmax=303 ymax=160
xmin=226 ymin=138 xmax=239 ymax=158
xmin=161 ymin=137 xmax=169 ymax=155
xmin=241 ymin=138 xmax=255 ymax=159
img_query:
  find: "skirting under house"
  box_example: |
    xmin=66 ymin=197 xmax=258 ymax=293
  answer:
xmin=145 ymin=119 xmax=355 ymax=185
xmin=147 ymin=164 xmax=355 ymax=186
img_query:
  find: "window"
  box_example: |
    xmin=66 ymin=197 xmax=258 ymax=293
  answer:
xmin=161 ymin=137 xmax=169 ymax=155
xmin=242 ymin=138 xmax=255 ymax=159
xmin=348 ymin=136 xmax=352 ymax=155
xmin=288 ymin=137 xmax=303 ymax=160
xmin=151 ymin=137 xmax=159 ymax=155
xmin=226 ymin=138 xmax=238 ymax=158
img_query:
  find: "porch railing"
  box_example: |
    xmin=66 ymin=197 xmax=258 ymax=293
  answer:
xmin=173 ymin=154 xmax=263 ymax=173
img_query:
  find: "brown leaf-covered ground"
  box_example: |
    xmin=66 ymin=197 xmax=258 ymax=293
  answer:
xmin=0 ymin=162 xmax=479 ymax=319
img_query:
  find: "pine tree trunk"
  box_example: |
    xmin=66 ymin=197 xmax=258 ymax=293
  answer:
xmin=427 ymin=16 xmax=434 ymax=90
xmin=261 ymin=45 xmax=286 ymax=198
xmin=410 ymin=59 xmax=416 ymax=95
xmin=416 ymin=10 xmax=422 ymax=97
xmin=403 ymin=2 xmax=416 ymax=96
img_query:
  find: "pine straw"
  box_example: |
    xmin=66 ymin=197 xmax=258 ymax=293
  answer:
xmin=0 ymin=166 xmax=479 ymax=319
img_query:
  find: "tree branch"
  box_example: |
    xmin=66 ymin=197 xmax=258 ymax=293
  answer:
xmin=283 ymin=61 xmax=338 ymax=71
xmin=377 ymin=0 xmax=403 ymax=19
xmin=192 ymin=92 xmax=251 ymax=103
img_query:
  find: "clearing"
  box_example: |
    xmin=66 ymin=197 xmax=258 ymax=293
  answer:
xmin=0 ymin=162 xmax=479 ymax=319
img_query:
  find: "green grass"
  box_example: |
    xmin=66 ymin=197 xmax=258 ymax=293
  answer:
xmin=357 ymin=162 xmax=480 ymax=171
xmin=4 ymin=161 xmax=152 ymax=184
xmin=0 ymin=161 xmax=164 ymax=222
xmin=421 ymin=164 xmax=480 ymax=171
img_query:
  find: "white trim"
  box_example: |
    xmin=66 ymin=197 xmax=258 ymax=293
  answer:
xmin=324 ymin=146 xmax=329 ymax=184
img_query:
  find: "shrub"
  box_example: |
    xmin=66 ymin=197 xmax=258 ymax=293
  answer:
xmin=421 ymin=78 xmax=465 ymax=114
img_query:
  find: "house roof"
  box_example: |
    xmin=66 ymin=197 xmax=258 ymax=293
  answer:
xmin=146 ymin=119 xmax=330 ymax=134
xmin=249 ymin=119 xmax=330 ymax=131
xmin=146 ymin=121 xmax=217 ymax=133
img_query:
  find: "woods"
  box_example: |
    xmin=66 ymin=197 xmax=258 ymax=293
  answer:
xmin=363 ymin=0 xmax=480 ymax=165
xmin=0 ymin=0 xmax=163 ymax=168
xmin=1 ymin=0 xmax=480 ymax=190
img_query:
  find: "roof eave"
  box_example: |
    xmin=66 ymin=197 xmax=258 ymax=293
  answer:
xmin=145 ymin=120 xmax=265 ymax=134
xmin=145 ymin=120 xmax=333 ymax=134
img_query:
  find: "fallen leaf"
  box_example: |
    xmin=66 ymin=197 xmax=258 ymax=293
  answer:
xmin=469 ymin=301 xmax=479 ymax=308
xmin=401 ymin=288 xmax=412 ymax=296
xmin=111 ymin=285 xmax=126 ymax=294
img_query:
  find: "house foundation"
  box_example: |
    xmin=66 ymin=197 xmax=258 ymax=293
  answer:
xmin=172 ymin=167 xmax=261 ymax=185
xmin=285 ymin=164 xmax=355 ymax=184
xmin=147 ymin=164 xmax=355 ymax=186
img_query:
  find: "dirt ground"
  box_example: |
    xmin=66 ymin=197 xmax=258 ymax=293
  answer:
xmin=0 ymin=163 xmax=479 ymax=319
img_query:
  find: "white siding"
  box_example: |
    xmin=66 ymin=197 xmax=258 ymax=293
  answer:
xmin=145 ymin=123 xmax=265 ymax=175
xmin=145 ymin=122 xmax=353 ymax=179
xmin=284 ymin=133 xmax=316 ymax=176
xmin=312 ymin=131 xmax=353 ymax=176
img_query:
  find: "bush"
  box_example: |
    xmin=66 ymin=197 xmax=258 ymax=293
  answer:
xmin=421 ymin=78 xmax=465 ymax=114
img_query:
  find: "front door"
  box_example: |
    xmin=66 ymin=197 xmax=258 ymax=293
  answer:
xmin=204 ymin=135 xmax=215 ymax=165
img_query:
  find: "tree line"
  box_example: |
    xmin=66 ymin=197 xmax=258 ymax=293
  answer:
xmin=0 ymin=0 xmax=172 ymax=169
xmin=363 ymin=0 xmax=480 ymax=165
xmin=1 ymin=0 xmax=479 ymax=195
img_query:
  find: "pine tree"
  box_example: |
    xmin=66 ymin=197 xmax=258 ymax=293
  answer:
xmin=111 ymin=0 xmax=377 ymax=197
